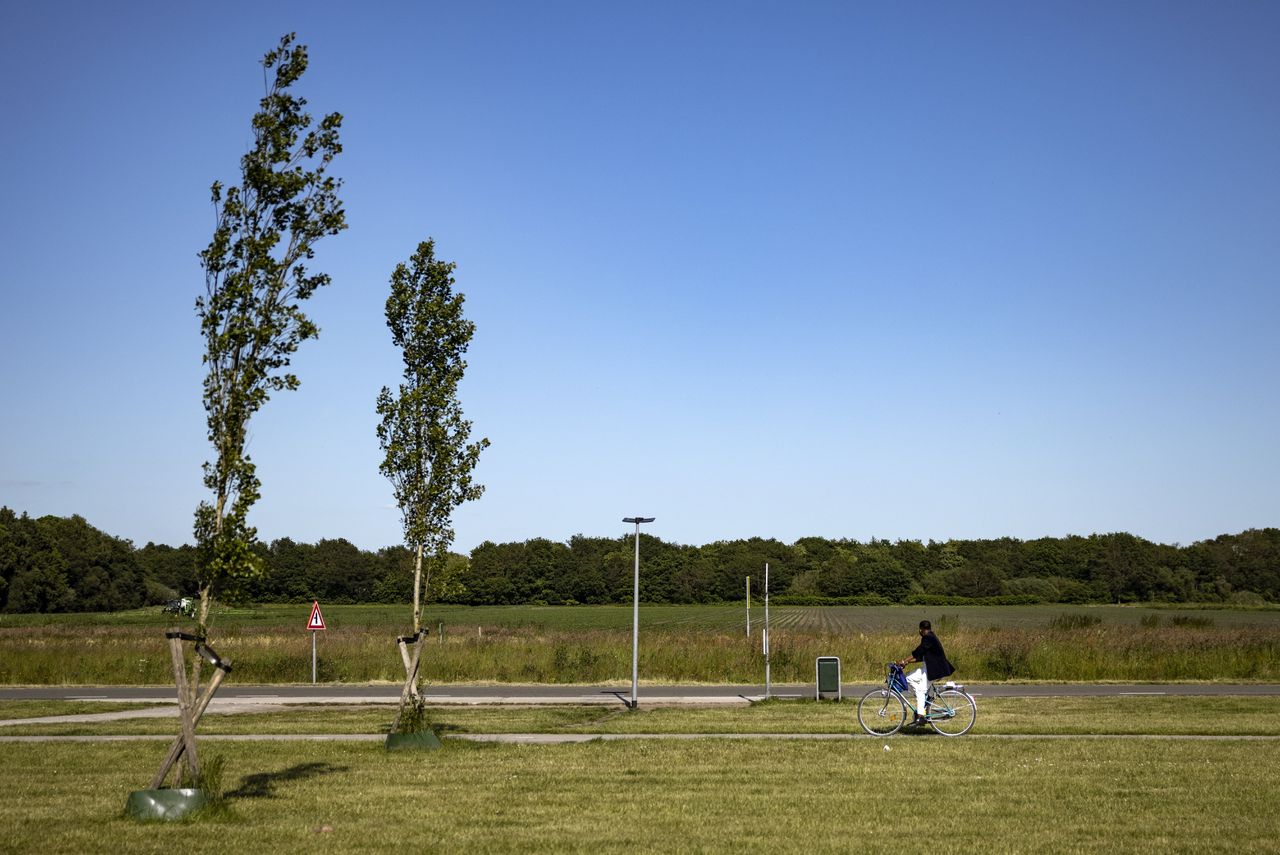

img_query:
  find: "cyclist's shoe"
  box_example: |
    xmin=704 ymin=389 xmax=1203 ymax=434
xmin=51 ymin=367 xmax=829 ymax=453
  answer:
xmin=910 ymin=715 xmax=927 ymax=727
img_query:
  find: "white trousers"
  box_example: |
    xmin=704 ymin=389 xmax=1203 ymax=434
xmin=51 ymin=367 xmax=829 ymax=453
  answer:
xmin=905 ymin=666 xmax=929 ymax=714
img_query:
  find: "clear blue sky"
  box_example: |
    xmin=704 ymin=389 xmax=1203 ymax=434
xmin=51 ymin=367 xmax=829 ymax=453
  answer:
xmin=1 ymin=1 xmax=1277 ymax=553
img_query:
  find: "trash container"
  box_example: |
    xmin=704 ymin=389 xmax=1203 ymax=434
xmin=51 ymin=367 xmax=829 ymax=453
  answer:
xmin=816 ymin=656 xmax=841 ymax=700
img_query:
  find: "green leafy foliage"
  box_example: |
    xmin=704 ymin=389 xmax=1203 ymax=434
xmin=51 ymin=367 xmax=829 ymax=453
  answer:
xmin=3 ymin=505 xmax=1279 ymax=611
xmin=393 ymin=694 xmax=432 ymax=734
xmin=0 ymin=508 xmax=150 ymax=613
xmin=376 ymin=239 xmax=489 ymax=629
xmin=192 ymin=33 xmax=345 ymax=631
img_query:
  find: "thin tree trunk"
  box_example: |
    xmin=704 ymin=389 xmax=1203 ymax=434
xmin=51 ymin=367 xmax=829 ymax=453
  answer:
xmin=190 ymin=494 xmax=223 ymax=724
xmin=413 ymin=542 xmax=424 ymax=634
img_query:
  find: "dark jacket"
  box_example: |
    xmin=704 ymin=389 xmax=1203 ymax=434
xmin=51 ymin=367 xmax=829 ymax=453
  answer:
xmin=912 ymin=632 xmax=955 ymax=679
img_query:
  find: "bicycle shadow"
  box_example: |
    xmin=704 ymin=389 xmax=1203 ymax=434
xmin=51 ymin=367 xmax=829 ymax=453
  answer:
xmin=225 ymin=761 xmax=349 ymax=800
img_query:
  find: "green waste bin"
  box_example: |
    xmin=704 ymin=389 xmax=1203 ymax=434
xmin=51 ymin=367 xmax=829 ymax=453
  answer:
xmin=816 ymin=656 xmax=841 ymax=700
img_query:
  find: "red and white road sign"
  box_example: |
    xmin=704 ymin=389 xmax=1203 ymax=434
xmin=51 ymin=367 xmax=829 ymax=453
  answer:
xmin=307 ymin=601 xmax=326 ymax=631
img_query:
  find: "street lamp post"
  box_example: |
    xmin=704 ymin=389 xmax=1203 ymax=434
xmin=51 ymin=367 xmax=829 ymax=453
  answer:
xmin=623 ymin=516 xmax=655 ymax=709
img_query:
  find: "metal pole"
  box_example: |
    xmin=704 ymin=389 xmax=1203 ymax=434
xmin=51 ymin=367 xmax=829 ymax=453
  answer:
xmin=764 ymin=562 xmax=771 ymax=700
xmin=622 ymin=516 xmax=654 ymax=710
xmin=311 ymin=631 xmax=317 ymax=684
xmin=631 ymin=521 xmax=640 ymax=709
xmin=746 ymin=576 xmax=751 ymax=637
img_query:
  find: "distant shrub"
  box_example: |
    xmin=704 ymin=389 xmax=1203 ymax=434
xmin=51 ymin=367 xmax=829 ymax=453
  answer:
xmin=1004 ymin=577 xmax=1059 ymax=602
xmin=770 ymin=594 xmax=894 ymax=607
xmin=904 ymin=594 xmax=1042 ymax=606
xmin=1170 ymin=615 xmax=1214 ymax=628
xmin=1140 ymin=615 xmax=1161 ymax=628
xmin=1049 ymin=612 xmax=1103 ymax=630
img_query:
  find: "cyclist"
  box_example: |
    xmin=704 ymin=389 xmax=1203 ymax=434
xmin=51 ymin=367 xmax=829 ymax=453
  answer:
xmin=896 ymin=619 xmax=954 ymax=726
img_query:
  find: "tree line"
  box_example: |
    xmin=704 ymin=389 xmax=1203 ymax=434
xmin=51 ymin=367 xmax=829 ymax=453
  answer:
xmin=461 ymin=530 xmax=1280 ymax=606
xmin=2 ymin=506 xmax=1277 ymax=613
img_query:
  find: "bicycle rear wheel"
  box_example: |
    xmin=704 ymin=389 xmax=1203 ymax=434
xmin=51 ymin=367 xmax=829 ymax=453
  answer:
xmin=928 ymin=689 xmax=976 ymax=736
xmin=857 ymin=689 xmax=907 ymax=736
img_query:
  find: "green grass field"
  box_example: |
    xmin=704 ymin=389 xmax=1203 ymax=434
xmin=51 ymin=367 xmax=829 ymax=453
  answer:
xmin=2 ymin=736 xmax=1275 ymax=853
xmin=3 ymin=604 xmax=1279 ymax=685
xmin=4 ymin=693 xmax=1278 ymax=852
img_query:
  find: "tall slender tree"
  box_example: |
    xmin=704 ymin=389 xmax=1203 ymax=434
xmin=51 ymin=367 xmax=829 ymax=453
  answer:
xmin=141 ymin=31 xmax=344 ymax=800
xmin=377 ymin=239 xmax=488 ymax=637
xmin=194 ymin=32 xmax=345 ymax=635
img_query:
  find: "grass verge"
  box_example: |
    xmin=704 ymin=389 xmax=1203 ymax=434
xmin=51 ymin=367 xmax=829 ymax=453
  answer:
xmin=2 ymin=696 xmax=1277 ymax=737
xmin=0 ymin=700 xmax=156 ymax=720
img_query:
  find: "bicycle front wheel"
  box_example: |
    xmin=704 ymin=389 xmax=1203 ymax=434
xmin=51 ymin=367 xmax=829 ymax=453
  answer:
xmin=928 ymin=689 xmax=976 ymax=736
xmin=858 ymin=689 xmax=907 ymax=736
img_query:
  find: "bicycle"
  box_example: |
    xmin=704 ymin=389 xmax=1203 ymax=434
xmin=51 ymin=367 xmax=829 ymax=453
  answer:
xmin=857 ymin=663 xmax=977 ymax=737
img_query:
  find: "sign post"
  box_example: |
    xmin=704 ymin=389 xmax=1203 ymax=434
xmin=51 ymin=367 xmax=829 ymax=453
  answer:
xmin=763 ymin=563 xmax=771 ymax=699
xmin=307 ymin=601 xmax=326 ymax=683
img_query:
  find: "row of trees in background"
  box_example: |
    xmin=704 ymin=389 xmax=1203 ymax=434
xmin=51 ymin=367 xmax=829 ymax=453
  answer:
xmin=0 ymin=508 xmax=464 ymax=614
xmin=462 ymin=530 xmax=1280 ymax=606
xmin=2 ymin=506 xmax=1277 ymax=613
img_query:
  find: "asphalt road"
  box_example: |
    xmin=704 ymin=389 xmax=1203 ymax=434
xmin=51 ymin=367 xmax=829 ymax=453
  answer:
xmin=3 ymin=683 xmax=1278 ymax=706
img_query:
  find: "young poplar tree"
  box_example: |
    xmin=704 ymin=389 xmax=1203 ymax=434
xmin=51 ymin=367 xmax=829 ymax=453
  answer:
xmin=377 ymin=239 xmax=489 ymax=638
xmin=194 ymin=32 xmax=345 ymax=635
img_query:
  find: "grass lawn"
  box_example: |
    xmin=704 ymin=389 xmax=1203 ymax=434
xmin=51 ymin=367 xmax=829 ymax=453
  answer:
xmin=0 ymin=700 xmax=151 ymax=720
xmin=1 ymin=737 xmax=1275 ymax=853
xmin=3 ymin=696 xmax=1278 ymax=737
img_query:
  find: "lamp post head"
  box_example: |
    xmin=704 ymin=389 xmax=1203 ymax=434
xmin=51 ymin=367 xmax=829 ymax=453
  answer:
xmin=623 ymin=517 xmax=656 ymax=524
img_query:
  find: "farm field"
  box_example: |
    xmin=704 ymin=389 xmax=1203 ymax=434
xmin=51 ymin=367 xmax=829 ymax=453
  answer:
xmin=3 ymin=601 xmax=1277 ymax=631
xmin=1 ymin=736 xmax=1276 ymax=853
xmin=2 ymin=604 xmax=1278 ymax=685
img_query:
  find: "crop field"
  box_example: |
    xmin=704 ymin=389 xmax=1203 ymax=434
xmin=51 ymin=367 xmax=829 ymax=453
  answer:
xmin=4 ymin=601 xmax=1277 ymax=631
xmin=2 ymin=604 xmax=1278 ymax=685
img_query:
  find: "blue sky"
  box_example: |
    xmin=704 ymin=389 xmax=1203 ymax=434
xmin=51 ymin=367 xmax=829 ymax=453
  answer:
xmin=1 ymin=1 xmax=1277 ymax=552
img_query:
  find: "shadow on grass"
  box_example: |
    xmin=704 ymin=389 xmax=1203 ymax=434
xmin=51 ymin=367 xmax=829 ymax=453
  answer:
xmin=225 ymin=762 xmax=349 ymax=800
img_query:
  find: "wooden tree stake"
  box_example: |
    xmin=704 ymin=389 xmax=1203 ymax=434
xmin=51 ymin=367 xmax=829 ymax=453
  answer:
xmin=149 ymin=632 xmax=232 ymax=790
xmin=390 ymin=630 xmax=426 ymax=733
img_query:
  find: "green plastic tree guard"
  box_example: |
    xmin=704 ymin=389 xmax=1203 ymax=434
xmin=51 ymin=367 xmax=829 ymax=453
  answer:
xmin=385 ymin=731 xmax=444 ymax=751
xmin=125 ymin=788 xmax=208 ymax=821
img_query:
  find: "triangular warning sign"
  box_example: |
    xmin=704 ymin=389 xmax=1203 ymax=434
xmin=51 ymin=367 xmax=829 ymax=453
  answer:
xmin=307 ymin=601 xmax=326 ymax=631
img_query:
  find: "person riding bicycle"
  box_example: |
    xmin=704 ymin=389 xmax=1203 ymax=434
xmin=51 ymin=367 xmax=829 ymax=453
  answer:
xmin=896 ymin=619 xmax=954 ymax=726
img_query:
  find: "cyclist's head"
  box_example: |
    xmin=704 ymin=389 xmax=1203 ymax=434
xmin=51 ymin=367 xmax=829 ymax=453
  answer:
xmin=919 ymin=619 xmax=932 ymax=634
